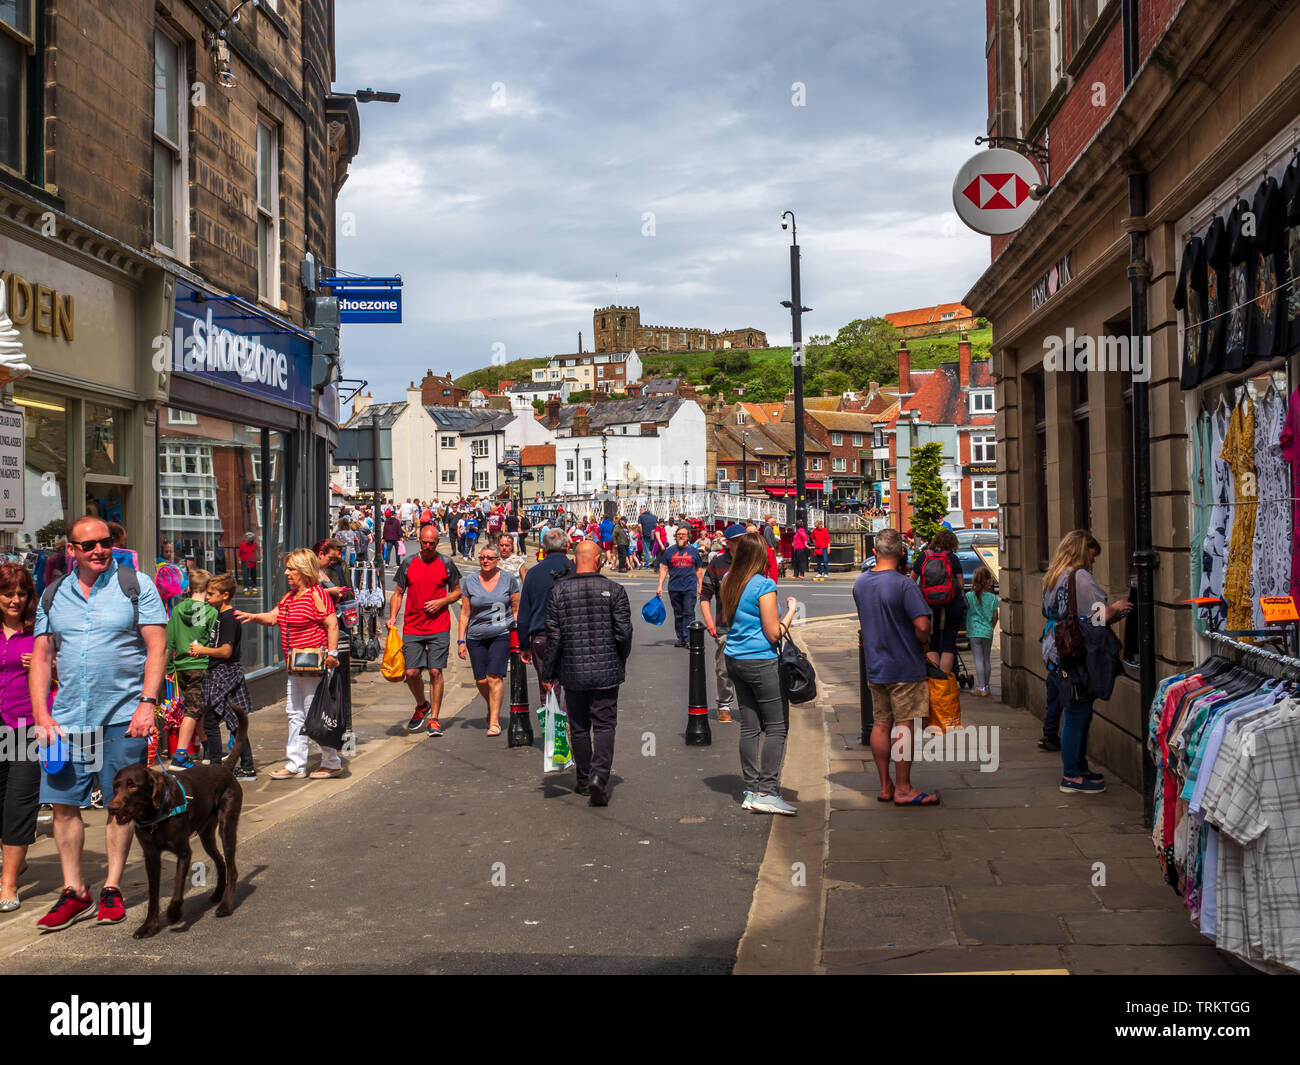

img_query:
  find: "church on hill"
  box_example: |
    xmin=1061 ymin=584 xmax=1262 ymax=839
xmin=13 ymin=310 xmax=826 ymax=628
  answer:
xmin=592 ymin=306 xmax=767 ymax=354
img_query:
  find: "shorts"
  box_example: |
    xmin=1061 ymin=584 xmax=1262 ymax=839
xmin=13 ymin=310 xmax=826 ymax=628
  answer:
xmin=39 ymin=722 xmax=147 ymax=808
xmin=868 ymin=680 xmax=930 ymax=725
xmin=402 ymin=631 xmax=450 ymax=672
xmin=931 ymin=605 xmax=964 ymax=656
xmin=601 ymin=541 xmax=613 ymax=551
xmin=466 ymin=632 xmax=510 ymax=680
xmin=177 ymin=668 xmax=206 ymax=721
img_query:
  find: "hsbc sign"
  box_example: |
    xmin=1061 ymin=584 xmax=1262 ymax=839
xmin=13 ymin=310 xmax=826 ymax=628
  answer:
xmin=952 ymin=148 xmax=1043 ymax=236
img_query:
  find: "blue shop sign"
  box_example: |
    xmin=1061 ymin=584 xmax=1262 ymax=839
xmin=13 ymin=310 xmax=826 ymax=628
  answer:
xmin=338 ymin=287 xmax=402 ymax=324
xmin=171 ymin=282 xmax=314 ymax=411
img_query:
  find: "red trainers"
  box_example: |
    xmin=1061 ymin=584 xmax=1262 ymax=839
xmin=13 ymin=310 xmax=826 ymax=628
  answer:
xmin=35 ymin=887 xmax=93 ymax=931
xmin=406 ymin=702 xmax=430 ymax=731
xmin=97 ymin=887 xmax=126 ymax=924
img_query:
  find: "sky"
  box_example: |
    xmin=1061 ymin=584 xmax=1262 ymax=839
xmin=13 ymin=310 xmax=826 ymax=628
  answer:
xmin=332 ymin=0 xmax=990 ymax=404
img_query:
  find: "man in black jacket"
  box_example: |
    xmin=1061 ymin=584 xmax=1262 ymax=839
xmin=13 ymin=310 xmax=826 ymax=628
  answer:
xmin=519 ymin=528 xmax=572 ymax=696
xmin=541 ymin=541 xmax=633 ymax=806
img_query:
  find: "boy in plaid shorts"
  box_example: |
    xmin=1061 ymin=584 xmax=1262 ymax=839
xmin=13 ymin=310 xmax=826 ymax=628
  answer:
xmin=189 ymin=572 xmax=256 ymax=779
xmin=167 ymin=569 xmax=217 ymax=770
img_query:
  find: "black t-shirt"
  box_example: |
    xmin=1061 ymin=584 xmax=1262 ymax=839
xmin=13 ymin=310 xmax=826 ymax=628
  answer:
xmin=1225 ymin=199 xmax=1254 ymax=371
xmin=1204 ymin=214 xmax=1231 ymax=376
xmin=214 ymin=609 xmax=242 ymax=665
xmin=1175 ymin=235 xmax=1207 ymax=389
xmin=1282 ymin=155 xmax=1300 ymax=354
xmin=1250 ymin=176 xmax=1286 ymax=360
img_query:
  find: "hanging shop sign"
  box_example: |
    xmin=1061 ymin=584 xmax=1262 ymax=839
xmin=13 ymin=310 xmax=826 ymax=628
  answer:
xmin=0 ymin=406 xmax=23 ymax=525
xmin=320 ymin=276 xmax=403 ymax=324
xmin=171 ymin=282 xmax=314 ymax=412
xmin=953 ymin=148 xmax=1043 ymax=236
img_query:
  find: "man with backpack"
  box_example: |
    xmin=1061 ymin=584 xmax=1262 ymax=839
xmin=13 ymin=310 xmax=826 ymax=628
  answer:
xmin=913 ymin=526 xmax=965 ymax=676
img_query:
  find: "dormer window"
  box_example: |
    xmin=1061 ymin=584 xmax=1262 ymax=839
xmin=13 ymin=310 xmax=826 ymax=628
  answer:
xmin=970 ymin=390 xmax=994 ymax=414
xmin=737 ymin=409 xmax=747 ymax=425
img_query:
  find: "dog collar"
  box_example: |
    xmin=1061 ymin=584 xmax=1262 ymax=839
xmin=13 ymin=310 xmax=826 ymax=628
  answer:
xmin=142 ymin=771 xmax=191 ymax=824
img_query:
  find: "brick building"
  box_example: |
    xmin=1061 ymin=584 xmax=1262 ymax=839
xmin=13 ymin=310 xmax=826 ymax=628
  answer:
xmin=965 ymin=0 xmax=1300 ymax=786
xmin=419 ymin=369 xmax=468 ymax=407
xmin=592 ymin=305 xmax=767 ymax=354
xmin=0 ymin=0 xmax=360 ymax=689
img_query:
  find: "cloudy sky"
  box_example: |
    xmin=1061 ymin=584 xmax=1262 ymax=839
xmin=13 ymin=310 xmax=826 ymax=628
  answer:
xmin=333 ymin=0 xmax=990 ymax=402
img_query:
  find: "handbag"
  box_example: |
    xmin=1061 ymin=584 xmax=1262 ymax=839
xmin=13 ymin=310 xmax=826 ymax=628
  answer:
xmin=776 ymin=628 xmax=817 ymax=704
xmin=1053 ymin=569 xmax=1087 ymax=663
xmin=287 ymin=647 xmax=327 ymax=675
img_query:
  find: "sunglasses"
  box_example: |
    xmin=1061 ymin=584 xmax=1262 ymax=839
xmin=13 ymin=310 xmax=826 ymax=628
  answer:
xmin=73 ymin=537 xmax=114 ymax=551
xmin=480 ymin=554 xmax=499 ymax=561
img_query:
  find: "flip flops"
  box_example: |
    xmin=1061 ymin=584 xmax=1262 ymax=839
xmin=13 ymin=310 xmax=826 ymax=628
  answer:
xmin=894 ymin=792 xmax=940 ymax=807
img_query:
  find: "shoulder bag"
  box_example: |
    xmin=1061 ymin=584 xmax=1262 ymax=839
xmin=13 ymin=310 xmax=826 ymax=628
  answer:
xmin=1053 ymin=569 xmax=1087 ymax=662
xmin=776 ymin=625 xmax=817 ymax=704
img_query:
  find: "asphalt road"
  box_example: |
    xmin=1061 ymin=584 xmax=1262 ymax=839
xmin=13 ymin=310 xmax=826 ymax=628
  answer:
xmin=6 ymin=553 xmax=844 ymax=974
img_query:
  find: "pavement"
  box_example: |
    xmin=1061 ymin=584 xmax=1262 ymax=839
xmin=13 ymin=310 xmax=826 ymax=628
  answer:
xmin=737 ymin=612 xmax=1250 ymax=975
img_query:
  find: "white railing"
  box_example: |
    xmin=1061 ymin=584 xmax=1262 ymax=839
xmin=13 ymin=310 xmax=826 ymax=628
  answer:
xmin=537 ymin=490 xmax=823 ymax=529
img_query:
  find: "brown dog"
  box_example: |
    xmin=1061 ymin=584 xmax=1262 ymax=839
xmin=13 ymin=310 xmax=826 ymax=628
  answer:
xmin=108 ymin=707 xmax=248 ymax=939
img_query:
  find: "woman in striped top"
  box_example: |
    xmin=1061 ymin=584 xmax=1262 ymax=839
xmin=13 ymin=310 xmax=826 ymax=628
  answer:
xmin=236 ymin=548 xmax=341 ymax=779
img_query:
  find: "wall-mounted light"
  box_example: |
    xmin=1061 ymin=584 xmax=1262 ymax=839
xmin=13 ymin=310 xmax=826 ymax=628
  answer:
xmin=206 ymin=0 xmax=262 ymax=89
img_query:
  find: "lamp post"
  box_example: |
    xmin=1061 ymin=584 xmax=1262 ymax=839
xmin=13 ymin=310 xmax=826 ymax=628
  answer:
xmin=601 ymin=429 xmax=609 ymax=490
xmin=781 ymin=210 xmax=811 ymax=529
xmin=683 ymin=459 xmax=690 ymax=511
xmin=740 ymin=429 xmax=749 ymax=498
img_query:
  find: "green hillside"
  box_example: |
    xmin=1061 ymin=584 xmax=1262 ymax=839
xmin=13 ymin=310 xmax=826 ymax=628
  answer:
xmin=455 ymin=357 xmax=549 ymax=392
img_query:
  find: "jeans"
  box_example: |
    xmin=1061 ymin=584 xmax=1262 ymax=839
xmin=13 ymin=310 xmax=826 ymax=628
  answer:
xmin=565 ymin=686 xmax=619 ymax=784
xmin=725 ymin=655 xmax=788 ymax=794
xmin=285 ymin=675 xmax=341 ymax=774
xmin=640 ymin=538 xmax=655 ymax=567
xmin=668 ymin=588 xmax=696 ymax=642
xmin=815 ymin=551 xmax=829 ymax=576
xmin=792 ymin=548 xmax=808 ymax=577
xmin=969 ymin=636 xmax=992 ymax=690
xmin=713 ymin=629 xmax=734 ymax=710
xmin=1043 ymin=667 xmax=1063 ymax=740
xmin=1060 ymin=698 xmax=1094 ymax=778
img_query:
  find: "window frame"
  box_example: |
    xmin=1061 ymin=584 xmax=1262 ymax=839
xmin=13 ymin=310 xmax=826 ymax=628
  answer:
xmin=256 ymin=119 xmax=281 ymax=305
xmin=0 ymin=1 xmax=36 ymax=179
xmin=970 ymin=390 xmax=995 ymax=415
xmin=971 ymin=432 xmax=996 ymax=464
xmin=152 ymin=27 xmax=189 ymax=260
xmin=972 ymin=479 xmax=998 ymax=510
xmin=832 ymin=456 xmax=847 ymax=473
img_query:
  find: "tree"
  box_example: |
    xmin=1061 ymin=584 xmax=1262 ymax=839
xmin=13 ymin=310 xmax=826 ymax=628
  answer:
xmin=724 ymin=350 xmax=752 ymax=375
xmin=746 ymin=361 xmax=792 ymax=401
xmin=806 ymin=317 xmax=901 ymax=388
xmin=907 ymin=441 xmax=949 ymax=540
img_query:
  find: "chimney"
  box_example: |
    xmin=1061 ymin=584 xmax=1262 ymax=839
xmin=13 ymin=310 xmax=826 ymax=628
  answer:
xmin=822 ymin=389 xmax=833 ymax=397
xmin=545 ymin=395 xmax=562 ymax=429
xmin=958 ymin=329 xmax=972 ymax=388
xmin=572 ymin=407 xmax=590 ymax=437
xmin=579 ymin=330 xmax=583 ymax=353
xmin=352 ymin=391 xmax=373 ymax=414
xmin=868 ymin=380 xmax=879 ymax=397
xmin=898 ymin=339 xmax=911 ymax=396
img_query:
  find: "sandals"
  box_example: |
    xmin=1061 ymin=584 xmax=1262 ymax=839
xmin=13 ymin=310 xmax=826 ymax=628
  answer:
xmin=309 ymin=767 xmax=342 ymax=779
xmin=894 ymin=792 xmax=941 ymax=807
xmin=269 ymin=767 xmax=305 ymax=780
xmin=486 ymin=724 xmax=502 ymax=737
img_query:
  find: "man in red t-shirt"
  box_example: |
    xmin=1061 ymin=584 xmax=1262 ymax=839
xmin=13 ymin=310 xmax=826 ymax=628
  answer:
xmin=387 ymin=526 xmax=462 ymax=736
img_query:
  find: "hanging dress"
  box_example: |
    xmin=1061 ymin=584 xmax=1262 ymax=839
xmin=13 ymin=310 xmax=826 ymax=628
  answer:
xmin=1221 ymin=396 xmax=1257 ymax=633
xmin=1190 ymin=409 xmax=1214 ymax=635
xmin=1251 ymin=387 xmax=1289 ymax=629
xmin=1199 ymin=401 xmax=1234 ymax=631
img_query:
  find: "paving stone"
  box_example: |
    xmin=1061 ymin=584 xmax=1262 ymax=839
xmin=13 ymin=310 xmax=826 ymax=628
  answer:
xmin=827 ymin=789 xmax=876 ymax=810
xmin=1067 ymin=831 xmax=1159 ymax=858
xmin=822 ymin=885 xmax=957 ymax=951
xmin=822 ymin=944 xmax=1067 ymax=974
xmin=1063 ymin=944 xmax=1239 ymax=975
xmin=938 ymin=787 xmax=1053 ymax=809
xmin=979 ymin=805 xmax=1127 ymax=829
xmin=1091 ymin=879 xmax=1192 ymax=911
xmin=958 ymin=767 xmax=1069 ymax=788
xmin=827 ymin=828 xmax=946 ymax=860
xmin=991 ymin=858 xmax=1109 ymax=886
xmin=941 ymin=828 xmax=1083 ymax=859
xmin=862 ymin=858 xmax=998 ymax=886
xmin=1060 ymin=910 xmax=1208 ymax=945
xmin=955 ymin=911 xmax=1070 ymax=945
xmin=951 ymin=883 xmax=1103 ymax=913
xmin=823 ymin=862 xmax=888 ymax=888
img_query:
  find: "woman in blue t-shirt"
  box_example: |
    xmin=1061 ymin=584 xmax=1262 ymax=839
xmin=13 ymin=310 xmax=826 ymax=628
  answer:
xmin=719 ymin=534 xmax=800 ymax=816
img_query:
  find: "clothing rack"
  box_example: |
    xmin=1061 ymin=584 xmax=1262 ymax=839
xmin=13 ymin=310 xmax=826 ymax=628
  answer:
xmin=1204 ymin=630 xmax=1300 ymax=678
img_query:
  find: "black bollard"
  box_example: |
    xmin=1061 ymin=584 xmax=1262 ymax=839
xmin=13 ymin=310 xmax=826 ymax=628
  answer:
xmin=685 ymin=620 xmax=712 ymax=746
xmin=858 ymin=628 xmax=873 ymax=746
xmin=507 ymin=629 xmax=534 ymax=748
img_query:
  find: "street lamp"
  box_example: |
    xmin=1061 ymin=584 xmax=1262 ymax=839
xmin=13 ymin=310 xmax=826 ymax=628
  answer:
xmin=683 ymin=459 xmax=690 ymax=506
xmin=781 ymin=210 xmax=812 ymax=529
xmin=601 ymin=429 xmax=609 ymax=490
xmin=740 ymin=429 xmax=750 ymax=499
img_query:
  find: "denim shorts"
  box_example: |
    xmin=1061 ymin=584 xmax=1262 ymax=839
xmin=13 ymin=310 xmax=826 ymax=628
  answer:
xmin=39 ymin=722 xmax=147 ymax=808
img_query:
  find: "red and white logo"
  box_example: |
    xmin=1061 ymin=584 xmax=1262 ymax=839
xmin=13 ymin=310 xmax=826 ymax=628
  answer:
xmin=952 ymin=148 xmax=1042 ymax=236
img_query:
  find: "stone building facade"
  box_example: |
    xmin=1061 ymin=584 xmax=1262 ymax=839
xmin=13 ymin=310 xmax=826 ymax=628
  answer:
xmin=592 ymin=305 xmax=767 ymax=354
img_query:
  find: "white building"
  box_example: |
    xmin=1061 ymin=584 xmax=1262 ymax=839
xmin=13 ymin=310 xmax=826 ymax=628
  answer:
xmin=530 ymin=349 xmax=642 ymax=392
xmin=504 ymin=379 xmax=572 ymax=405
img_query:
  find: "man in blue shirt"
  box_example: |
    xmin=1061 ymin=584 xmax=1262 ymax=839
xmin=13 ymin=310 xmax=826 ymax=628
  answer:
xmin=656 ymin=526 xmax=704 ymax=647
xmin=851 ymin=527 xmax=939 ymax=807
xmin=599 ymin=515 xmax=615 ymax=567
xmin=637 ymin=507 xmax=658 ymax=569
xmin=30 ymin=516 xmax=168 ymax=930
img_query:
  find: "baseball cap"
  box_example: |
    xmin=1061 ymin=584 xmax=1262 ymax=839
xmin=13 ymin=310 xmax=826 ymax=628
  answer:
xmin=724 ymin=523 xmax=747 ymax=540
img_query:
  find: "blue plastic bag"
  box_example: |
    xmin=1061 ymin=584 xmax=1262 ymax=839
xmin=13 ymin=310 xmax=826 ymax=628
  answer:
xmin=641 ymin=594 xmax=666 ymax=625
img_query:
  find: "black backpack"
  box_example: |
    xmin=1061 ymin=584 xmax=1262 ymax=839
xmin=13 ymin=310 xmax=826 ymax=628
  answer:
xmin=40 ymin=565 xmax=141 ymax=631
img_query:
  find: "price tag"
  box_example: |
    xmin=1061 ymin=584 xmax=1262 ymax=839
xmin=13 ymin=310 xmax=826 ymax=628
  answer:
xmin=1259 ymin=596 xmax=1299 ymax=623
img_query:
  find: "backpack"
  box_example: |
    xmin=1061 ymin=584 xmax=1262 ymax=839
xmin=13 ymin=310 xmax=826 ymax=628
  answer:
xmin=918 ymin=549 xmax=959 ymax=607
xmin=154 ymin=562 xmax=185 ymax=603
xmin=41 ymin=564 xmax=141 ymax=628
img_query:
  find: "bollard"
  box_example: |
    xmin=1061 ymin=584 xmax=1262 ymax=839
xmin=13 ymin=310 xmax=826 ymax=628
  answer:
xmin=507 ymin=628 xmax=534 ymax=748
xmin=685 ymin=620 xmax=712 ymax=746
xmin=858 ymin=628 xmax=873 ymax=746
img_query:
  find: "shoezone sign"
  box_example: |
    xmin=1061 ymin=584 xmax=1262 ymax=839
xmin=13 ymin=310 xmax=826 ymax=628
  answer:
xmin=953 ymin=148 xmax=1042 ymax=236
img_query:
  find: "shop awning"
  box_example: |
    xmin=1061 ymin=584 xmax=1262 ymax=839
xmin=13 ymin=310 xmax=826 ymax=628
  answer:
xmin=765 ymin=483 xmax=824 ymax=495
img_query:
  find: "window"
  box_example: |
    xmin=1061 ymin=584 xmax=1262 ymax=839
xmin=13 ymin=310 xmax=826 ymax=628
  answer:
xmin=167 ymin=408 xmax=197 ymax=426
xmin=474 ymin=471 xmax=489 ymax=492
xmin=441 ymin=469 xmax=456 ymax=483
xmin=719 ymin=468 xmax=729 ymax=480
xmin=565 ymin=458 xmax=575 ymax=483
xmin=1029 ymin=371 xmax=1049 ymax=569
xmin=471 ymin=439 xmax=489 ymax=458
xmin=0 ymin=1 xmax=34 ymax=176
xmin=748 ymin=468 xmax=757 ymax=482
xmin=832 ymin=457 xmax=846 ymax=472
xmin=853 ymin=433 xmax=863 ymax=447
xmin=811 ymin=458 xmax=822 ymax=472
xmin=947 ymin=482 xmax=961 ymax=511
xmin=1071 ymin=361 xmax=1091 ymax=530
xmin=831 ymin=432 xmax=843 ymax=446
xmin=762 ymin=462 xmax=771 ymax=475
xmin=582 ymin=458 xmax=592 ymax=482
xmin=736 ymin=408 xmax=747 ymax=425
xmin=1068 ymin=0 xmax=1110 ymax=59
xmin=971 ymin=432 xmax=996 ymax=463
xmin=440 ymin=435 xmax=456 ymax=449
xmin=873 ymin=428 xmax=884 ymax=448
xmin=941 ymin=311 xmax=956 ymax=321
xmin=970 ymin=390 xmax=994 ymax=414
xmin=972 ymin=479 xmax=997 ymax=509
xmin=256 ymin=121 xmax=280 ymax=303
xmin=153 ymin=30 xmax=188 ymax=257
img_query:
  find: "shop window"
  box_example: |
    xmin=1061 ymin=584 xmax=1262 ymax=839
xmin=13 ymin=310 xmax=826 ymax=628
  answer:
xmin=153 ymin=29 xmax=188 ymax=258
xmin=13 ymin=386 xmax=68 ymax=548
xmin=0 ymin=0 xmax=34 ymax=177
xmin=256 ymin=121 xmax=280 ymax=304
xmin=1029 ymin=371 xmax=1049 ymax=569
xmin=1071 ymin=363 xmax=1091 ymax=531
xmin=85 ymin=405 xmax=124 ymax=477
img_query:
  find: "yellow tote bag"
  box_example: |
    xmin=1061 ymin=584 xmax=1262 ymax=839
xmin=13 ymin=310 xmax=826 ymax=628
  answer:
xmin=381 ymin=625 xmax=406 ymax=682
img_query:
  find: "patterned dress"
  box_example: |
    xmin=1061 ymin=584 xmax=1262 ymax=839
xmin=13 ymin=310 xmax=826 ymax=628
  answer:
xmin=1251 ymin=388 xmax=1290 ymax=628
xmin=1199 ymin=403 xmax=1234 ymax=630
xmin=1190 ymin=410 xmax=1213 ymax=635
xmin=1221 ymin=398 xmax=1257 ymax=633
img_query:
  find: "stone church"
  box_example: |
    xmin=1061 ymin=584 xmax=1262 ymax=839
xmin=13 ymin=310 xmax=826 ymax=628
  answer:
xmin=592 ymin=306 xmax=767 ymax=354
